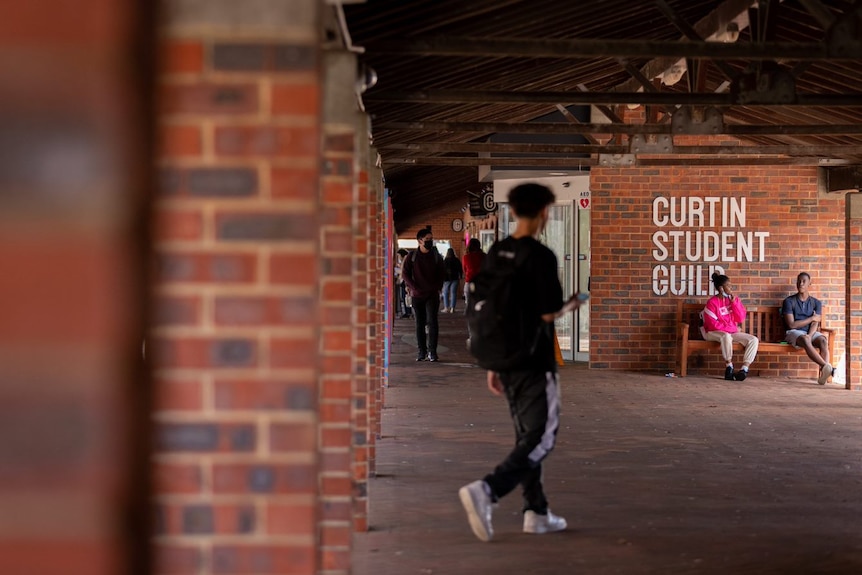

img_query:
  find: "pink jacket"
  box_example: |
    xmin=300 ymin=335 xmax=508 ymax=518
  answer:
xmin=702 ymin=295 xmax=746 ymax=334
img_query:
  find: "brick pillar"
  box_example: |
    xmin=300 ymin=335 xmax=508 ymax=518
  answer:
xmin=845 ymin=193 xmax=862 ymax=390
xmin=319 ymin=49 xmax=358 ymax=573
xmin=0 ymin=1 xmax=153 ymax=574
xmin=154 ymin=1 xmax=322 ymax=573
xmin=366 ymin=151 xmax=387 ymax=468
xmin=351 ymin=114 xmax=370 ymax=534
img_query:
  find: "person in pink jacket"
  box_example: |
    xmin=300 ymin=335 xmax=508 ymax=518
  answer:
xmin=702 ymin=272 xmax=759 ymax=381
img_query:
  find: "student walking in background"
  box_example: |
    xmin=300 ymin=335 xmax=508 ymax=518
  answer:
xmin=442 ymin=248 xmax=463 ymax=313
xmin=462 ymin=238 xmax=486 ymax=348
xmin=462 ymin=238 xmax=485 ymax=306
xmin=394 ymin=248 xmax=412 ymax=319
xmin=402 ymin=228 xmax=445 ymax=362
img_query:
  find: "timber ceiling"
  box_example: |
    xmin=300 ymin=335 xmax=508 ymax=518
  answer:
xmin=338 ymin=0 xmax=862 ymax=232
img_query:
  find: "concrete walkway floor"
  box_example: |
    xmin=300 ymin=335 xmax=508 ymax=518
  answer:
xmin=353 ymin=311 xmax=862 ymax=575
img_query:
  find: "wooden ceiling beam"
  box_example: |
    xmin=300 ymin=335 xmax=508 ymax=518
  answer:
xmin=378 ymin=142 xmax=862 ymax=156
xmin=373 ymin=120 xmax=862 ymax=136
xmin=365 ymin=89 xmax=862 ymax=107
xmin=382 ymin=156 xmax=854 ymax=167
xmin=616 ymin=0 xmax=752 ymax=93
xmin=362 ymin=34 xmax=862 ymax=61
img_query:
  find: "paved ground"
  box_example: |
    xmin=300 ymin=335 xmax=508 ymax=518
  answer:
xmin=353 ymin=311 xmax=862 ymax=575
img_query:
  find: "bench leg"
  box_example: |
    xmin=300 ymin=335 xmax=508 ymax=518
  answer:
xmin=679 ymin=341 xmax=689 ymax=377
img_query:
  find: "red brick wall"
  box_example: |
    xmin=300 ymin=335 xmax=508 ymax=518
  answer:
xmin=0 ymin=1 xmax=153 ymax=574
xmin=590 ymin=159 xmax=846 ymax=379
xmin=319 ymin=122 xmax=355 ymax=572
xmin=153 ymin=2 xmax=328 ymax=573
xmin=399 ymin=198 xmax=474 ymax=258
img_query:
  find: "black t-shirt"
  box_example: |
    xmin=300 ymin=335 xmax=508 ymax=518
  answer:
xmin=484 ymin=235 xmax=564 ymax=372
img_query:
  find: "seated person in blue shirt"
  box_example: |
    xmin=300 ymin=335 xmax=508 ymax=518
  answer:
xmin=782 ymin=272 xmax=832 ymax=385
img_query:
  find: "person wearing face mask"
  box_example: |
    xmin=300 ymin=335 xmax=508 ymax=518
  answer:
xmin=459 ymin=183 xmax=586 ymax=542
xmin=702 ymin=273 xmax=759 ymax=381
xmin=402 ymin=228 xmax=446 ymax=361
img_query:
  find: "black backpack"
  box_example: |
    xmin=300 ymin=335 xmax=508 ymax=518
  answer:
xmin=466 ymin=241 xmax=532 ymax=371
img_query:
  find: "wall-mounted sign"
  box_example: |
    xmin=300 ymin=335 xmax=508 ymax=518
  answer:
xmin=579 ymin=190 xmax=591 ymax=209
xmin=651 ymin=196 xmax=771 ymax=296
xmin=468 ymin=183 xmax=495 ymax=216
xmin=481 ymin=188 xmax=497 ymax=212
xmin=451 ymin=218 xmax=463 ymax=232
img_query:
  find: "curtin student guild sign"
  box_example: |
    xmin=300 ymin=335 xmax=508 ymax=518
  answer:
xmin=651 ymin=196 xmax=770 ymax=296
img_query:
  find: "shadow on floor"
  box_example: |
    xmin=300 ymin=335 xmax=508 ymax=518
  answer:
xmin=355 ymin=311 xmax=862 ymax=574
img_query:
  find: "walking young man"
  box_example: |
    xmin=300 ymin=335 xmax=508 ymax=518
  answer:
xmin=458 ymin=183 xmax=586 ymax=542
xmin=402 ymin=227 xmax=445 ymax=362
xmin=782 ymin=272 xmax=833 ymax=385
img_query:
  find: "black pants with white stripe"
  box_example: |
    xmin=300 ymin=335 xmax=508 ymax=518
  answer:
xmin=483 ymin=369 xmax=560 ymax=514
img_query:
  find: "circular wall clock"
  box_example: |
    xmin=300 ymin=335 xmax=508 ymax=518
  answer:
xmin=451 ymin=218 xmax=464 ymax=232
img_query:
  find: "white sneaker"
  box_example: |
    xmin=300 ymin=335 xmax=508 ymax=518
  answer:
xmin=523 ymin=510 xmax=567 ymax=534
xmin=459 ymin=480 xmax=494 ymax=542
xmin=818 ymin=363 xmax=833 ymax=385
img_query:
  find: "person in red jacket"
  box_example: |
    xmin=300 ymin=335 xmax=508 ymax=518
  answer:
xmin=702 ymin=272 xmax=759 ymax=381
xmin=462 ymin=237 xmax=485 ymax=304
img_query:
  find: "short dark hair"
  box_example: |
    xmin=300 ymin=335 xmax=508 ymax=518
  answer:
xmin=397 ymin=248 xmax=408 ymax=256
xmin=416 ymin=227 xmax=432 ymax=240
xmin=797 ymin=272 xmax=811 ymax=282
xmin=507 ymin=183 xmax=555 ymax=218
xmin=467 ymin=238 xmax=482 ymax=252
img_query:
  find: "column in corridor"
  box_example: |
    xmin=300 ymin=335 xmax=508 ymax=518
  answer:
xmin=320 ymin=48 xmax=387 ymax=557
xmin=0 ymin=0 xmax=153 ymax=573
xmin=845 ymin=194 xmax=862 ymax=390
xmin=154 ymin=0 xmax=331 ymax=573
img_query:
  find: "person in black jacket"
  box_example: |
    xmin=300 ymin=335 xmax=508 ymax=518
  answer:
xmin=458 ymin=183 xmax=586 ymax=542
xmin=402 ymin=228 xmax=445 ymax=361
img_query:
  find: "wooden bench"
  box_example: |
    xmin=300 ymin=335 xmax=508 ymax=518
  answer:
xmin=676 ymin=301 xmax=835 ymax=378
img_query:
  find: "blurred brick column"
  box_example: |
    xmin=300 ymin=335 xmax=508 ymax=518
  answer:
xmin=845 ymin=194 xmax=862 ymax=390
xmin=0 ymin=1 xmax=154 ymax=574
xmin=153 ymin=1 xmax=323 ymax=574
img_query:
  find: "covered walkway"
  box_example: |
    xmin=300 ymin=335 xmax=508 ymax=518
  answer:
xmin=355 ymin=312 xmax=862 ymax=574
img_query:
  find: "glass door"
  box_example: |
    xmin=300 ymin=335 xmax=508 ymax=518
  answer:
xmin=539 ymin=204 xmax=573 ymax=360
xmin=498 ymin=202 xmax=586 ymax=361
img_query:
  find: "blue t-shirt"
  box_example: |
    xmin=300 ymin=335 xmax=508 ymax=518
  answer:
xmin=781 ymin=294 xmax=822 ymax=334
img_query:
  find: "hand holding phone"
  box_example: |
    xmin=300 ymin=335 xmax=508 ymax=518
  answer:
xmin=557 ymin=292 xmax=589 ymax=316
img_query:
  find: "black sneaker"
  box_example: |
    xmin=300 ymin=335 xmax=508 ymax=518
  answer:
xmin=734 ymin=370 xmax=747 ymax=381
xmin=417 ymin=352 xmax=427 ymax=362
xmin=428 ymin=353 xmax=439 ymax=362
xmin=724 ymin=366 xmax=734 ymax=381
